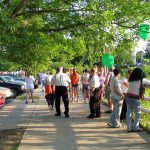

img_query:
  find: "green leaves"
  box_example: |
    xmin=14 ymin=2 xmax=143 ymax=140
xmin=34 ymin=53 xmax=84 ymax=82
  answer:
xmin=0 ymin=0 xmax=150 ymax=72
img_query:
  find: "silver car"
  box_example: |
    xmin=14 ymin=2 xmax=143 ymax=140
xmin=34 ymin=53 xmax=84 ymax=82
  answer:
xmin=0 ymin=87 xmax=14 ymax=98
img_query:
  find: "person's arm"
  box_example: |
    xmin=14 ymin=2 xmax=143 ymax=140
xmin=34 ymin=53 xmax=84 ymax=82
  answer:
xmin=143 ymin=96 xmax=150 ymax=101
xmin=104 ymin=73 xmax=111 ymax=85
xmin=122 ymin=82 xmax=128 ymax=88
xmin=114 ymin=86 xmax=123 ymax=96
xmin=143 ymin=79 xmax=150 ymax=88
xmin=114 ymin=78 xmax=124 ymax=98
xmin=51 ymin=75 xmax=56 ymax=92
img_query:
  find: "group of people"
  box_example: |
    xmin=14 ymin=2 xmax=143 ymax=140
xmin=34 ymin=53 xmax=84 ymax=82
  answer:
xmin=24 ymin=65 xmax=150 ymax=132
xmin=107 ymin=67 xmax=150 ymax=132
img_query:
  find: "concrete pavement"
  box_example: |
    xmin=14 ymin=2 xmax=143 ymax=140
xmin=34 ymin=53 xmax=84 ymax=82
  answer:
xmin=0 ymin=88 xmax=150 ymax=150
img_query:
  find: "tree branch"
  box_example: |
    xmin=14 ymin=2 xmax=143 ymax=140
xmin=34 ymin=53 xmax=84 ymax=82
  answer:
xmin=40 ymin=22 xmax=87 ymax=33
xmin=39 ymin=21 xmax=115 ymax=41
xmin=113 ymin=22 xmax=138 ymax=29
xmin=3 ymin=0 xmax=11 ymax=5
xmin=16 ymin=8 xmax=95 ymax=17
xmin=10 ymin=0 xmax=29 ymax=19
xmin=2 ymin=0 xmax=11 ymax=10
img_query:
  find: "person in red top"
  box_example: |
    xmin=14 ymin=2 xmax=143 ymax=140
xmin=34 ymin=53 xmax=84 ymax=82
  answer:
xmin=45 ymin=70 xmax=55 ymax=109
xmin=70 ymin=68 xmax=79 ymax=102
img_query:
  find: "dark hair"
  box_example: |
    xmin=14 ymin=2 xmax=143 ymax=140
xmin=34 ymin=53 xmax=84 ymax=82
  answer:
xmin=73 ymin=68 xmax=76 ymax=74
xmin=128 ymin=68 xmax=145 ymax=82
xmin=84 ymin=68 xmax=88 ymax=73
xmin=63 ymin=68 xmax=69 ymax=73
xmin=113 ymin=69 xmax=121 ymax=76
xmin=127 ymin=70 xmax=132 ymax=74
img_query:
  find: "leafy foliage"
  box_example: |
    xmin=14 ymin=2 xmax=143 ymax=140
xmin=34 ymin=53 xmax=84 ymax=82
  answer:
xmin=0 ymin=0 xmax=150 ymax=72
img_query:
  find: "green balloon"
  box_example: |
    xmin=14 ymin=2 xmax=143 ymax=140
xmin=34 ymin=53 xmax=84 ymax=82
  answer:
xmin=102 ymin=54 xmax=114 ymax=68
xmin=138 ymin=24 xmax=150 ymax=40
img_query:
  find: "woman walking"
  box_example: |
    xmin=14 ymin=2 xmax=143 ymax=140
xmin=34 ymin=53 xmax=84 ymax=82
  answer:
xmin=45 ymin=70 xmax=55 ymax=109
xmin=25 ymin=72 xmax=35 ymax=104
xmin=70 ymin=68 xmax=79 ymax=102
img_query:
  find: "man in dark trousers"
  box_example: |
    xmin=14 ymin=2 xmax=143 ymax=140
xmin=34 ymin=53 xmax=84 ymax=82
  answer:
xmin=51 ymin=67 xmax=71 ymax=117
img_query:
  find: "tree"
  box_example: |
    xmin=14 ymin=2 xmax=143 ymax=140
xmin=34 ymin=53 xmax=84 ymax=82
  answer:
xmin=0 ymin=0 xmax=150 ymax=72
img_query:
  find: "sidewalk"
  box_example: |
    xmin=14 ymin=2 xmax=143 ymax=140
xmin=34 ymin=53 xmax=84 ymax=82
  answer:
xmin=0 ymin=89 xmax=150 ymax=150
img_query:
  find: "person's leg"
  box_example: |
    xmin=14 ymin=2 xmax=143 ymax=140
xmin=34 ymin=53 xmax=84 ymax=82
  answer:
xmin=45 ymin=94 xmax=51 ymax=107
xmin=50 ymin=93 xmax=55 ymax=109
xmin=83 ymin=88 xmax=86 ymax=103
xmin=75 ymin=86 xmax=79 ymax=102
xmin=126 ymin=97 xmax=134 ymax=131
xmin=95 ymin=88 xmax=101 ymax=117
xmin=26 ymin=90 xmax=30 ymax=104
xmin=108 ymin=110 xmax=115 ymax=126
xmin=95 ymin=101 xmax=101 ymax=117
xmin=120 ymin=99 xmax=127 ymax=121
xmin=62 ymin=86 xmax=69 ymax=117
xmin=113 ymin=100 xmax=123 ymax=127
xmin=105 ymin=86 xmax=113 ymax=112
xmin=55 ymin=87 xmax=61 ymax=115
xmin=88 ymin=95 xmax=95 ymax=118
xmin=133 ymin=99 xmax=141 ymax=131
xmin=30 ymin=89 xmax=34 ymax=102
xmin=72 ymin=86 xmax=75 ymax=102
xmin=108 ymin=97 xmax=113 ymax=111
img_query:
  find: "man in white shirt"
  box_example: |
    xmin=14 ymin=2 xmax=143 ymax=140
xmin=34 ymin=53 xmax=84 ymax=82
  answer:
xmin=51 ymin=67 xmax=71 ymax=117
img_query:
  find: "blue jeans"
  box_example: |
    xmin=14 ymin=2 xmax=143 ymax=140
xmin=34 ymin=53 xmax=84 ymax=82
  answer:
xmin=126 ymin=96 xmax=141 ymax=131
xmin=108 ymin=96 xmax=123 ymax=127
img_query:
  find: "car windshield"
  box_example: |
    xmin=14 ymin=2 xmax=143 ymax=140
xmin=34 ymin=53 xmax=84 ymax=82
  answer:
xmin=0 ymin=76 xmax=7 ymax=82
xmin=3 ymin=76 xmax=15 ymax=82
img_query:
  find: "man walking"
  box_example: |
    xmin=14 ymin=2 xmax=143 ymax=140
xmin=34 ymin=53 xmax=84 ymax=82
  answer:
xmin=51 ymin=67 xmax=71 ymax=117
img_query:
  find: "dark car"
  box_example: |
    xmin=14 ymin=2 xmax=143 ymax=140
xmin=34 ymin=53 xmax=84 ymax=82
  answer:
xmin=3 ymin=74 xmax=25 ymax=82
xmin=0 ymin=76 xmax=25 ymax=97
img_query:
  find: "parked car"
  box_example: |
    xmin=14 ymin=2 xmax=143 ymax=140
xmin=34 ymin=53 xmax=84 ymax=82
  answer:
xmin=2 ymin=74 xmax=25 ymax=82
xmin=0 ymin=87 xmax=14 ymax=98
xmin=0 ymin=76 xmax=25 ymax=97
xmin=0 ymin=93 xmax=5 ymax=108
xmin=2 ymin=76 xmax=26 ymax=86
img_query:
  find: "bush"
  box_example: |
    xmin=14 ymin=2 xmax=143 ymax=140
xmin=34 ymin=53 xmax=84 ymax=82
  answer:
xmin=143 ymin=65 xmax=150 ymax=79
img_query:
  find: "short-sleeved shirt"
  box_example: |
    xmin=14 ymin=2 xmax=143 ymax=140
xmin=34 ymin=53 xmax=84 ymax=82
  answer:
xmin=51 ymin=72 xmax=71 ymax=87
xmin=110 ymin=76 xmax=122 ymax=96
xmin=98 ymin=74 xmax=105 ymax=86
xmin=81 ymin=73 xmax=90 ymax=85
xmin=25 ymin=76 xmax=35 ymax=90
xmin=127 ymin=78 xmax=150 ymax=96
xmin=45 ymin=75 xmax=53 ymax=85
xmin=89 ymin=75 xmax=100 ymax=89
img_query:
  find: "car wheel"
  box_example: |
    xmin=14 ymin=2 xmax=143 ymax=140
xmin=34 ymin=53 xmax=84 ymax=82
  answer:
xmin=11 ymin=89 xmax=19 ymax=98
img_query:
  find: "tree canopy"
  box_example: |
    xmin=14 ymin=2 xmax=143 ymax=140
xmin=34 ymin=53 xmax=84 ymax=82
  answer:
xmin=0 ymin=0 xmax=150 ymax=72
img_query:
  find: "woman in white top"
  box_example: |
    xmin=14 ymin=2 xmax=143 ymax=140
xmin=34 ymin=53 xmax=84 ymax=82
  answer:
xmin=87 ymin=67 xmax=101 ymax=118
xmin=25 ymin=72 xmax=35 ymax=104
xmin=126 ymin=68 xmax=150 ymax=132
